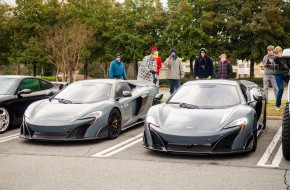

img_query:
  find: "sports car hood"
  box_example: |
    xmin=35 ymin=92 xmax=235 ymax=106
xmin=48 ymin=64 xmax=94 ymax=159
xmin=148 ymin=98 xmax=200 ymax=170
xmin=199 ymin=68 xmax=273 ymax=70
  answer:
xmin=27 ymin=100 xmax=105 ymax=125
xmin=157 ymin=104 xmax=242 ymax=136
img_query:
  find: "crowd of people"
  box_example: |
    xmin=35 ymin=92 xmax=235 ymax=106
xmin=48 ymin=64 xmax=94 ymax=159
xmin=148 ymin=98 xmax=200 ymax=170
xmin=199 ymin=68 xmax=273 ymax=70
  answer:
xmin=108 ymin=45 xmax=289 ymax=108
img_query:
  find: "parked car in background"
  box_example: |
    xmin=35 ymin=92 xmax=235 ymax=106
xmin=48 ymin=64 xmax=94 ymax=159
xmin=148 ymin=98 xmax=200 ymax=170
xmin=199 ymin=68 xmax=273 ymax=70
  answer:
xmin=20 ymin=79 xmax=162 ymax=141
xmin=0 ymin=75 xmax=63 ymax=133
xmin=143 ymin=79 xmax=266 ymax=154
xmin=281 ymin=48 xmax=290 ymax=160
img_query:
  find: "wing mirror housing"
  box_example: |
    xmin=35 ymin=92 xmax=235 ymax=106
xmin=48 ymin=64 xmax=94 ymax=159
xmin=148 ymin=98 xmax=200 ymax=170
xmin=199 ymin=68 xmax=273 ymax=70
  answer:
xmin=123 ymin=91 xmax=132 ymax=97
xmin=17 ymin=89 xmax=32 ymax=96
xmin=46 ymin=90 xmax=54 ymax=96
xmin=154 ymin=93 xmax=163 ymax=100
xmin=253 ymin=93 xmax=264 ymax=101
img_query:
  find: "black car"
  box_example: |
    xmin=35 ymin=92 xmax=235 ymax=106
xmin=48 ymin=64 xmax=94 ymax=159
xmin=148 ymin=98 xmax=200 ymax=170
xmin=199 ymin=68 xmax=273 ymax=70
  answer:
xmin=0 ymin=75 xmax=62 ymax=133
xmin=143 ymin=79 xmax=266 ymax=154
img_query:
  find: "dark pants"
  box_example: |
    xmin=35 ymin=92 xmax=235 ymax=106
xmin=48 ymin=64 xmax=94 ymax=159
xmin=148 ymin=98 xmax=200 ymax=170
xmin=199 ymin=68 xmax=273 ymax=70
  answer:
xmin=169 ymin=79 xmax=180 ymax=95
xmin=275 ymin=73 xmax=290 ymax=107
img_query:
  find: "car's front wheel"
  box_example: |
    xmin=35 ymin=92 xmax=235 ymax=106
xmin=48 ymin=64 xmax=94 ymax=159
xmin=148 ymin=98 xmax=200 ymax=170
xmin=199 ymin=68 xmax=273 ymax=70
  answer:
xmin=282 ymin=102 xmax=290 ymax=160
xmin=0 ymin=107 xmax=11 ymax=133
xmin=108 ymin=108 xmax=122 ymax=140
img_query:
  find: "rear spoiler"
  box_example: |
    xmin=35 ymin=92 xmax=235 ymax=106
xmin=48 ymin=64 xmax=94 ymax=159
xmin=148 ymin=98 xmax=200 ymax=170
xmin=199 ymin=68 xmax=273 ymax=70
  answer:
xmin=52 ymin=82 xmax=69 ymax=90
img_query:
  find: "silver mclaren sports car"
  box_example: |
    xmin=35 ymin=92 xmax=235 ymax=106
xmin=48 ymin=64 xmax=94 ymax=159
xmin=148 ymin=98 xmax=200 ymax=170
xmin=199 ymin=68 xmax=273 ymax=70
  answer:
xmin=20 ymin=79 xmax=162 ymax=141
xmin=143 ymin=79 xmax=266 ymax=154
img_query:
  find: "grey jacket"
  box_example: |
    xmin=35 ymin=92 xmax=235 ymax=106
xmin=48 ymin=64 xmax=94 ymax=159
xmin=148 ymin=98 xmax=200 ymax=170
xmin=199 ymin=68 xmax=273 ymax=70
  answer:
xmin=263 ymin=54 xmax=276 ymax=75
xmin=164 ymin=57 xmax=185 ymax=79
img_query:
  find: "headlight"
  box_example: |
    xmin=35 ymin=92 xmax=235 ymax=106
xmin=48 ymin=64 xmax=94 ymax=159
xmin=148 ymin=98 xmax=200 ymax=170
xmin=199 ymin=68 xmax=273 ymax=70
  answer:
xmin=146 ymin=115 xmax=159 ymax=128
xmin=224 ymin=118 xmax=247 ymax=130
xmin=78 ymin=111 xmax=102 ymax=122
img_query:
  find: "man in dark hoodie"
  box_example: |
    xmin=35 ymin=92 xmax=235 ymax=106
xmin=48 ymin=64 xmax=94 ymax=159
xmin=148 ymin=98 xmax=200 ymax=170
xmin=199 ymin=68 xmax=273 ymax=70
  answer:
xmin=194 ymin=48 xmax=213 ymax=79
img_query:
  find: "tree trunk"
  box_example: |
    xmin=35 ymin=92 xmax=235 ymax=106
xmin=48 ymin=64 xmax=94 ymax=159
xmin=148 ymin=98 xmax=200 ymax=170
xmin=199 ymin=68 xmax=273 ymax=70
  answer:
xmin=134 ymin=59 xmax=138 ymax=79
xmin=84 ymin=63 xmax=88 ymax=79
xmin=189 ymin=55 xmax=194 ymax=77
xmin=33 ymin=63 xmax=37 ymax=77
xmin=250 ymin=60 xmax=254 ymax=78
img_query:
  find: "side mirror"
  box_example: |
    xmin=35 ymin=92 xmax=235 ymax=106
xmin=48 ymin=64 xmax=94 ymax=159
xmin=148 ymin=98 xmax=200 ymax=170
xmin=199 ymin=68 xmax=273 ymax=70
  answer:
xmin=154 ymin=93 xmax=163 ymax=100
xmin=253 ymin=93 xmax=264 ymax=101
xmin=17 ymin=89 xmax=32 ymax=96
xmin=123 ymin=91 xmax=132 ymax=97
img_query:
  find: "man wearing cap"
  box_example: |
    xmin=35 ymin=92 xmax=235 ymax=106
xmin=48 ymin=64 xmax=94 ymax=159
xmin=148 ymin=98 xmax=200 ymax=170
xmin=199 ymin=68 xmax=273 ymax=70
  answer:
xmin=215 ymin=54 xmax=233 ymax=79
xmin=109 ymin=53 xmax=127 ymax=80
xmin=164 ymin=48 xmax=185 ymax=95
xmin=137 ymin=47 xmax=157 ymax=83
xmin=194 ymin=48 xmax=213 ymax=79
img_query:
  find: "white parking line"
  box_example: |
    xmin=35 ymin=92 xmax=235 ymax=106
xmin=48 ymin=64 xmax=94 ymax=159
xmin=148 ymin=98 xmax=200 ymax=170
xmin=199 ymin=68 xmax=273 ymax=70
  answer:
xmin=92 ymin=133 xmax=143 ymax=157
xmin=0 ymin=133 xmax=19 ymax=143
xmin=257 ymin=126 xmax=283 ymax=168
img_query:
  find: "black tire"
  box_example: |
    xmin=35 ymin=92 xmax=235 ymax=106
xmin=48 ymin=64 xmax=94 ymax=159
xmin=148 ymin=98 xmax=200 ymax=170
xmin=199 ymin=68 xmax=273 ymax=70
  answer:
xmin=108 ymin=108 xmax=122 ymax=140
xmin=282 ymin=102 xmax=290 ymax=160
xmin=0 ymin=106 xmax=11 ymax=133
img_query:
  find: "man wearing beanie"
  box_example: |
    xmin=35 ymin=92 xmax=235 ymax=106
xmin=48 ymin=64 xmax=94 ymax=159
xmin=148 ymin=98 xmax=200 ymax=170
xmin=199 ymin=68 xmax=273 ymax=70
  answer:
xmin=164 ymin=48 xmax=185 ymax=95
xmin=137 ymin=47 xmax=157 ymax=83
xmin=194 ymin=48 xmax=213 ymax=79
xmin=109 ymin=53 xmax=127 ymax=80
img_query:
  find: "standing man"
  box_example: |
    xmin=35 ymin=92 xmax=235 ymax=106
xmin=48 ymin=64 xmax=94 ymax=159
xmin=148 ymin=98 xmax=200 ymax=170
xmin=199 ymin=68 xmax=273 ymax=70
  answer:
xmin=109 ymin=53 xmax=126 ymax=80
xmin=164 ymin=48 xmax=185 ymax=95
xmin=215 ymin=53 xmax=233 ymax=79
xmin=194 ymin=48 xmax=213 ymax=79
xmin=273 ymin=46 xmax=289 ymax=110
xmin=262 ymin=45 xmax=278 ymax=104
xmin=137 ymin=47 xmax=157 ymax=83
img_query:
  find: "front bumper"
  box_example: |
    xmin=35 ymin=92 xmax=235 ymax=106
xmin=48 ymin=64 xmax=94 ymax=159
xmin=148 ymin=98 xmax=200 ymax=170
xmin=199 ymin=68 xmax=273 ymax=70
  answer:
xmin=143 ymin=127 xmax=255 ymax=154
xmin=19 ymin=119 xmax=108 ymax=141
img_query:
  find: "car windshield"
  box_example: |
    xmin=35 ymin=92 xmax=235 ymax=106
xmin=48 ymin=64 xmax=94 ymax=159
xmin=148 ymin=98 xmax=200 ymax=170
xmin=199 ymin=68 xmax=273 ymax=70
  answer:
xmin=54 ymin=82 xmax=112 ymax=104
xmin=168 ymin=83 xmax=241 ymax=108
xmin=0 ymin=78 xmax=19 ymax=95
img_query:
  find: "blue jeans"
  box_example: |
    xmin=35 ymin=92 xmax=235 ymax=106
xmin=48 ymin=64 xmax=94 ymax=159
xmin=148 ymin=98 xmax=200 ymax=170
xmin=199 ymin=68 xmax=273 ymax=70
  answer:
xmin=275 ymin=74 xmax=290 ymax=107
xmin=169 ymin=79 xmax=180 ymax=95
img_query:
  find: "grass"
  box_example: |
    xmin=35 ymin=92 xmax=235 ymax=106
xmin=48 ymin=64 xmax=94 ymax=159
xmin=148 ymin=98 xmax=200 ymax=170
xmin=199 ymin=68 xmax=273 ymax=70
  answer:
xmin=267 ymin=99 xmax=286 ymax=117
xmin=161 ymin=98 xmax=286 ymax=117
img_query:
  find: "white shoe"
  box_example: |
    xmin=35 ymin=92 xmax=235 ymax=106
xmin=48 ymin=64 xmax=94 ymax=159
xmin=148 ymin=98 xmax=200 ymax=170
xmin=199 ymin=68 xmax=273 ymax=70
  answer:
xmin=275 ymin=107 xmax=280 ymax=111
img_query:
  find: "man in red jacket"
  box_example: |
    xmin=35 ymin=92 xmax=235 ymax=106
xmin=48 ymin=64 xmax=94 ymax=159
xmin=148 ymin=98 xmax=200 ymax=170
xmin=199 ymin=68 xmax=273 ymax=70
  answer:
xmin=151 ymin=45 xmax=162 ymax=88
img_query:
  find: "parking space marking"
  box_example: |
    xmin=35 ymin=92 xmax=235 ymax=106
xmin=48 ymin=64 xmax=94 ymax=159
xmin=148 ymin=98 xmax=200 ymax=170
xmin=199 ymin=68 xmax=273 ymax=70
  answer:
xmin=92 ymin=133 xmax=143 ymax=157
xmin=0 ymin=133 xmax=19 ymax=143
xmin=257 ymin=126 xmax=282 ymax=168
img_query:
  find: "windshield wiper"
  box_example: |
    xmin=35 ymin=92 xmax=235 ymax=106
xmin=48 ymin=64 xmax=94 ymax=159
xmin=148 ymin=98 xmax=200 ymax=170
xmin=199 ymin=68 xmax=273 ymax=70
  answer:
xmin=179 ymin=103 xmax=199 ymax=109
xmin=168 ymin=102 xmax=181 ymax=104
xmin=49 ymin=97 xmax=72 ymax=104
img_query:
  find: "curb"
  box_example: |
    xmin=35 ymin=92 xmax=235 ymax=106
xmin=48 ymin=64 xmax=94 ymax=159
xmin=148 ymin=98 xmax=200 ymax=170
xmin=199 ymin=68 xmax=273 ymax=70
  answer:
xmin=267 ymin=116 xmax=282 ymax=120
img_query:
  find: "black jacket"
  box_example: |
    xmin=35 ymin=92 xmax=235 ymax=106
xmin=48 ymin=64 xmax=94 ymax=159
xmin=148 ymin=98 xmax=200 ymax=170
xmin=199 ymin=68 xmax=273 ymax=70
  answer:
xmin=215 ymin=61 xmax=233 ymax=79
xmin=194 ymin=55 xmax=213 ymax=78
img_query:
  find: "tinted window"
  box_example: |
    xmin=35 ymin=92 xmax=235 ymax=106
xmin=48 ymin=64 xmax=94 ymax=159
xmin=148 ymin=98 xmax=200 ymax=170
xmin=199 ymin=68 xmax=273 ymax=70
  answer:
xmin=55 ymin=82 xmax=111 ymax=104
xmin=19 ymin=78 xmax=41 ymax=92
xmin=115 ymin=83 xmax=131 ymax=98
xmin=169 ymin=84 xmax=241 ymax=108
xmin=39 ymin=80 xmax=53 ymax=90
xmin=0 ymin=78 xmax=19 ymax=95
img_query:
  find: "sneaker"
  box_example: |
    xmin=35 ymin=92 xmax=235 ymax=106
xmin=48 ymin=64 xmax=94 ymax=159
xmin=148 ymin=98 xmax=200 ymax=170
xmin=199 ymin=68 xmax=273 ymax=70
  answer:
xmin=275 ymin=107 xmax=280 ymax=111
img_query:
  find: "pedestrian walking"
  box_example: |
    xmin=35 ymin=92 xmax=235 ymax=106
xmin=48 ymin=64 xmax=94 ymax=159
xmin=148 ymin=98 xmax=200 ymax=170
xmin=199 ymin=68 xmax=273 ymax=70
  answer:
xmin=273 ymin=46 xmax=290 ymax=110
xmin=109 ymin=53 xmax=126 ymax=80
xmin=164 ymin=48 xmax=185 ymax=95
xmin=194 ymin=48 xmax=213 ymax=79
xmin=262 ymin=45 xmax=278 ymax=103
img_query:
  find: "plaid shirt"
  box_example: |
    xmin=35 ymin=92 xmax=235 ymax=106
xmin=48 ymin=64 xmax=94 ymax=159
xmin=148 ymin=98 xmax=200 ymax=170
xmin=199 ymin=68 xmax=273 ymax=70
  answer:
xmin=138 ymin=55 xmax=157 ymax=80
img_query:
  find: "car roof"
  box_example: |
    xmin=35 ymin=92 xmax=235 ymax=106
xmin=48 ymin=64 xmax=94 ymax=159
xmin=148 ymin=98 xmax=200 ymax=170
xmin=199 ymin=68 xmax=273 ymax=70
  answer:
xmin=184 ymin=79 xmax=239 ymax=86
xmin=73 ymin=79 xmax=123 ymax=85
xmin=0 ymin=75 xmax=35 ymax=79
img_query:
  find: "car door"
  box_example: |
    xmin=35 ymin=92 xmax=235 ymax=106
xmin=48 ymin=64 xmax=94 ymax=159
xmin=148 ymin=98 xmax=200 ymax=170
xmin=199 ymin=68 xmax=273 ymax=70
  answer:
xmin=11 ymin=78 xmax=47 ymax=120
xmin=248 ymin=86 xmax=266 ymax=128
xmin=115 ymin=82 xmax=135 ymax=126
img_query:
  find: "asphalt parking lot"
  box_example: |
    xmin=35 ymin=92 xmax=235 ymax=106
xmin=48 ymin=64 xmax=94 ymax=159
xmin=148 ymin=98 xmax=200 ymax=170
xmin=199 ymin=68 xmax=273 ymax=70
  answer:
xmin=0 ymin=119 xmax=289 ymax=190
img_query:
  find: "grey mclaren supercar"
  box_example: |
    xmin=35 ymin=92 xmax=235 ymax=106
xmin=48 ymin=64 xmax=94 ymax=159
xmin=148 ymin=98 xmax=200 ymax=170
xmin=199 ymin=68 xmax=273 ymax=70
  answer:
xmin=143 ymin=79 xmax=266 ymax=154
xmin=20 ymin=79 xmax=162 ymax=141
